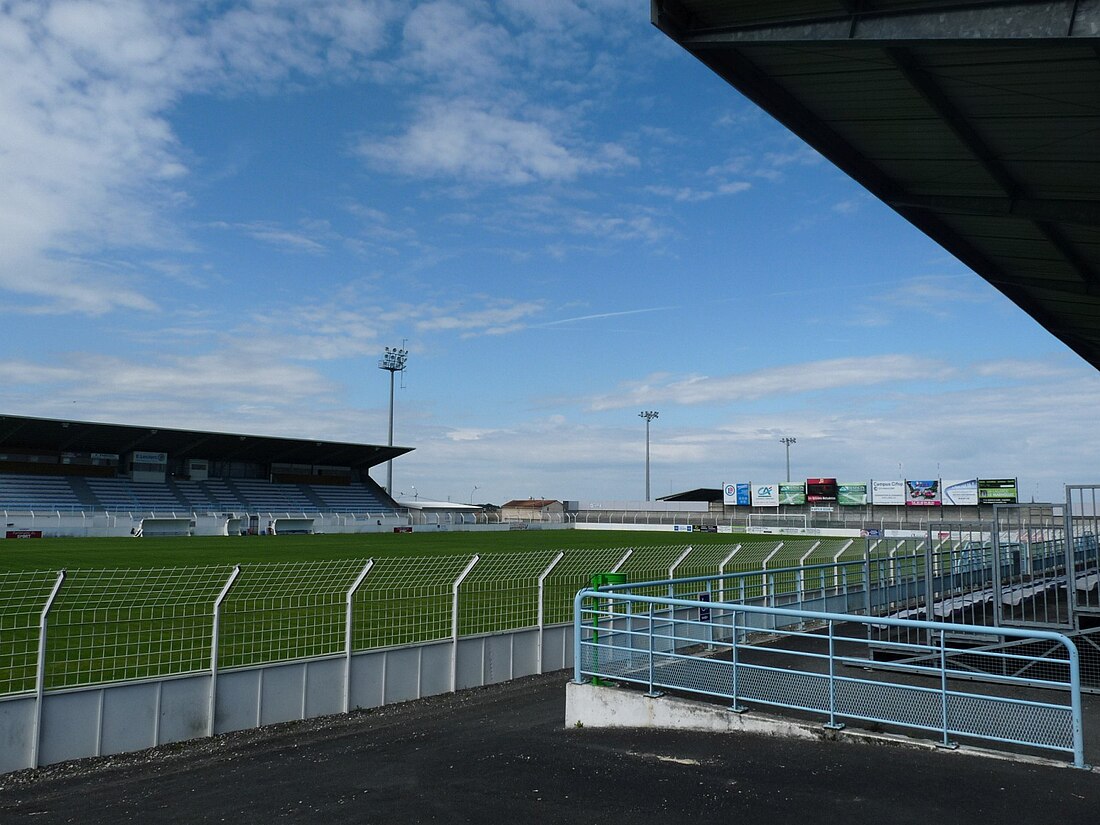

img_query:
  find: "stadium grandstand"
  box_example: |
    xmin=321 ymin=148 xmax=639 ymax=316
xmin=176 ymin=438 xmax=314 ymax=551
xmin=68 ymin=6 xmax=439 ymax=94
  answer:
xmin=0 ymin=414 xmax=417 ymax=536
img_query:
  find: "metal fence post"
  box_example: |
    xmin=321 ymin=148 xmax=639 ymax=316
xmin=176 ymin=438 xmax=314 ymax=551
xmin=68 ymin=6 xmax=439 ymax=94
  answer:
xmin=31 ymin=570 xmax=65 ymax=768
xmin=1063 ymin=488 xmax=1077 ymax=628
xmin=668 ymin=546 xmax=692 ymax=598
xmin=451 ymin=555 xmax=480 ymax=692
xmin=938 ymin=630 xmax=957 ymax=749
xmin=344 ymin=560 xmax=374 ymax=713
xmin=923 ymin=528 xmax=935 ymax=646
xmin=573 ymin=589 xmax=586 ymax=685
xmin=862 ymin=544 xmax=872 ymax=622
xmin=1067 ymin=636 xmax=1088 ymax=769
xmin=729 ymin=609 xmax=745 ymax=713
xmin=209 ymin=566 xmax=241 ymax=737
xmin=536 ymin=551 xmax=564 ymax=674
xmin=645 ymin=604 xmax=662 ymax=698
xmin=824 ymin=620 xmax=844 ymax=730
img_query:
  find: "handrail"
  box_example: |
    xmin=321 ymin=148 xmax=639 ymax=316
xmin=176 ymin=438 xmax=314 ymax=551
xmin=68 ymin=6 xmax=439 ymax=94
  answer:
xmin=572 ymin=587 xmax=1087 ymax=768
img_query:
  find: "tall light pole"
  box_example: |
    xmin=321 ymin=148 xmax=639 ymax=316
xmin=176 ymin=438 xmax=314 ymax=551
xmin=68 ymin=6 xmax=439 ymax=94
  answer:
xmin=378 ymin=345 xmax=408 ymax=497
xmin=639 ymin=411 xmax=659 ymax=501
xmin=780 ymin=436 xmax=797 ymax=482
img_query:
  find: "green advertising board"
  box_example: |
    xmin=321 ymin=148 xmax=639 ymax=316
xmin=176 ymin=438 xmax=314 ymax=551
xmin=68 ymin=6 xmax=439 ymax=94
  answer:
xmin=838 ymin=482 xmax=868 ymax=506
xmin=779 ymin=483 xmax=806 ymax=505
xmin=978 ymin=478 xmax=1018 ymax=504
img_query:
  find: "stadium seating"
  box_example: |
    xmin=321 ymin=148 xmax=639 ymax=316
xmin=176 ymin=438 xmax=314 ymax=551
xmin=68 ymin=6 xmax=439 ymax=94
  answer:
xmin=0 ymin=472 xmax=395 ymax=515
xmin=85 ymin=478 xmax=190 ymax=512
xmin=0 ymin=474 xmax=84 ymax=510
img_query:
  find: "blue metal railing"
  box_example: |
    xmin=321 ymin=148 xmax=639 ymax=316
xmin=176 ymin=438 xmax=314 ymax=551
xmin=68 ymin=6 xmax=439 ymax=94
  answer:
xmin=573 ymin=587 xmax=1087 ymax=768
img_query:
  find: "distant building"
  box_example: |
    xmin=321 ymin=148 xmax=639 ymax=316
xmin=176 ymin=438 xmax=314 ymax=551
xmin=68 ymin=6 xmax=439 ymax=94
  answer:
xmin=500 ymin=499 xmax=563 ymax=521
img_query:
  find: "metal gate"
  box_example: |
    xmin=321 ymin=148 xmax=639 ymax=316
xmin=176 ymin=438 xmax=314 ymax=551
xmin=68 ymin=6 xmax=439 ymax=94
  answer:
xmin=992 ymin=503 xmax=1072 ymax=629
xmin=1066 ymin=485 xmax=1100 ymax=618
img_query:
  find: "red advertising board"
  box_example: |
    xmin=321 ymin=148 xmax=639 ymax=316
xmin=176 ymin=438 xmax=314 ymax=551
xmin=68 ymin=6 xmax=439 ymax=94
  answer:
xmin=5 ymin=530 xmax=43 ymax=539
xmin=805 ymin=478 xmax=838 ymax=502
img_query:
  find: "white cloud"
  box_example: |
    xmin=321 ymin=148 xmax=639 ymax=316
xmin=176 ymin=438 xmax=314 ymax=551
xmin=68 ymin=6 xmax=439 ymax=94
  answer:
xmin=0 ymin=0 xmax=397 ymax=314
xmin=400 ymin=1 xmax=512 ymax=86
xmin=645 ymin=181 xmax=751 ymax=202
xmin=415 ymin=300 xmax=545 ymax=337
xmin=586 ymin=355 xmax=953 ymax=411
xmin=359 ymin=98 xmax=634 ymax=185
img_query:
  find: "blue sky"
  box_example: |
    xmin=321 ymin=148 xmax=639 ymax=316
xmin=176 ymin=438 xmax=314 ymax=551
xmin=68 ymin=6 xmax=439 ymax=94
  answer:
xmin=2 ymin=0 xmax=1099 ymax=505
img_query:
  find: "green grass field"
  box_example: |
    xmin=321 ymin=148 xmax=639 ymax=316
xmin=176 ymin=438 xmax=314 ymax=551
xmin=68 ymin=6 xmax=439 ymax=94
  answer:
xmin=0 ymin=529 xmax=751 ymax=570
xmin=0 ymin=530 xmax=900 ymax=697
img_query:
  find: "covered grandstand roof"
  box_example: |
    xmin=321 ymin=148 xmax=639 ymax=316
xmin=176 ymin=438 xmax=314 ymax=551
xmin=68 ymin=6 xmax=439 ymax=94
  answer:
xmin=659 ymin=488 xmax=723 ymax=503
xmin=653 ymin=1 xmax=1100 ymax=367
xmin=0 ymin=414 xmax=411 ymax=470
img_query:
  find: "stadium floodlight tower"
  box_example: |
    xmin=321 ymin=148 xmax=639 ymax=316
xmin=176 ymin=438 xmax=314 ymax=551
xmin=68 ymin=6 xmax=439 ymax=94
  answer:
xmin=780 ymin=436 xmax=797 ymax=482
xmin=378 ymin=345 xmax=409 ymax=496
xmin=639 ymin=410 xmax=659 ymax=502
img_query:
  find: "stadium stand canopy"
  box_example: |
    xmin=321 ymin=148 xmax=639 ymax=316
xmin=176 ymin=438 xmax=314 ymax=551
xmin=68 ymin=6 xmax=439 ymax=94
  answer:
xmin=659 ymin=488 xmax=723 ymax=503
xmin=0 ymin=414 xmax=410 ymax=471
xmin=653 ymin=0 xmax=1100 ymax=368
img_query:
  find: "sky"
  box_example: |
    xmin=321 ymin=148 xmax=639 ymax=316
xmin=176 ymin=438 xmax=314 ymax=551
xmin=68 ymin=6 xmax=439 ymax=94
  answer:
xmin=2 ymin=0 xmax=1099 ymax=506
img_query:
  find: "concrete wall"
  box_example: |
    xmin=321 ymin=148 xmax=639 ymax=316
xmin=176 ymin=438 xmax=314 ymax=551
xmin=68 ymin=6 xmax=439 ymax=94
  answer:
xmin=0 ymin=624 xmax=575 ymax=776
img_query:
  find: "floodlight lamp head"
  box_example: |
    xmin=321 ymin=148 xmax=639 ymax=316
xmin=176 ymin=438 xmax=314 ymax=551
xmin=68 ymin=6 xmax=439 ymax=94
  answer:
xmin=378 ymin=346 xmax=409 ymax=372
xmin=639 ymin=410 xmax=659 ymax=422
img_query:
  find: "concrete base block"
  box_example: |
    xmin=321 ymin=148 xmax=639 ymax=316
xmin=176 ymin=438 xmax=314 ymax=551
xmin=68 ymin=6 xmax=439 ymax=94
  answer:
xmin=564 ymin=681 xmax=1083 ymax=770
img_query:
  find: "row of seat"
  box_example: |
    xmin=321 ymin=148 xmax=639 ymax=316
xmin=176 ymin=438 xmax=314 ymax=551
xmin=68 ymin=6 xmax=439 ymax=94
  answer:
xmin=0 ymin=473 xmax=393 ymax=513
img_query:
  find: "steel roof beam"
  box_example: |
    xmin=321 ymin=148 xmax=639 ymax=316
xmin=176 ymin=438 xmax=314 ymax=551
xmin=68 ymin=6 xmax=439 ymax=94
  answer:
xmin=890 ymin=45 xmax=1100 ymax=292
xmin=886 ymin=194 xmax=1100 ymax=228
xmin=674 ymin=0 xmax=1098 ymax=45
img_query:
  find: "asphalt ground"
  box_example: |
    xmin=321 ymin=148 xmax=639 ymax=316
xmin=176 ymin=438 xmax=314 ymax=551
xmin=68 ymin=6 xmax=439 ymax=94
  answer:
xmin=0 ymin=671 xmax=1097 ymax=824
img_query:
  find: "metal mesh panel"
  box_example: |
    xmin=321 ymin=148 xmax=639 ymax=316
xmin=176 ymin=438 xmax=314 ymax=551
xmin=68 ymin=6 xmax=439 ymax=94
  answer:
xmin=616 ymin=545 xmax=694 ymax=583
xmin=45 ymin=566 xmax=232 ymax=689
xmin=948 ymin=692 xmax=1072 ymax=748
xmin=458 ymin=551 xmax=558 ymax=635
xmin=669 ymin=544 xmax=741 ymax=598
xmin=542 ymin=548 xmax=631 ymax=626
xmin=738 ymin=665 xmax=828 ymax=711
xmin=352 ymin=555 xmax=475 ymax=650
xmin=219 ymin=560 xmax=367 ymax=668
xmin=718 ymin=541 xmax=782 ymax=599
xmin=0 ymin=571 xmax=62 ymax=695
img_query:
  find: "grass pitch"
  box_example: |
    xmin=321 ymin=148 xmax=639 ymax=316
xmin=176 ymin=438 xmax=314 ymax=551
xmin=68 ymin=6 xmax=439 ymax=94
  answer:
xmin=0 ymin=529 xmax=752 ymax=571
xmin=0 ymin=529 xmax=764 ymax=695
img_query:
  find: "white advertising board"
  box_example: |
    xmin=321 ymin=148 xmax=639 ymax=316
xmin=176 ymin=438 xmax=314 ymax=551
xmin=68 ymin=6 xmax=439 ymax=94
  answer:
xmin=872 ymin=479 xmax=906 ymax=506
xmin=722 ymin=482 xmax=737 ymax=506
xmin=751 ymin=483 xmax=780 ymax=507
xmin=942 ymin=479 xmax=979 ymax=506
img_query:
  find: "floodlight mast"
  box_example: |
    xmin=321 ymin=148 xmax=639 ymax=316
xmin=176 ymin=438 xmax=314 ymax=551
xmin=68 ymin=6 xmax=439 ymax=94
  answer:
xmin=780 ymin=436 xmax=797 ymax=482
xmin=378 ymin=346 xmax=409 ymax=497
xmin=639 ymin=411 xmax=659 ymax=502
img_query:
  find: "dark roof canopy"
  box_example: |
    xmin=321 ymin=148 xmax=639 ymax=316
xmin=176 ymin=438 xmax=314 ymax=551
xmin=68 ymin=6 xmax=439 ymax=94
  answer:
xmin=0 ymin=414 xmax=411 ymax=470
xmin=659 ymin=488 xmax=723 ymax=503
xmin=654 ymin=0 xmax=1100 ymax=367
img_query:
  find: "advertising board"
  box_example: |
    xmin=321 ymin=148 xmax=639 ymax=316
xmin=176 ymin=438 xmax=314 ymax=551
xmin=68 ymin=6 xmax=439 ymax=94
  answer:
xmin=806 ymin=478 xmax=838 ymax=503
xmin=723 ymin=483 xmax=737 ymax=506
xmin=942 ymin=478 xmax=979 ymax=506
xmin=906 ymin=479 xmax=941 ymax=506
xmin=751 ymin=483 xmax=780 ymax=507
xmin=837 ymin=482 xmax=868 ymax=506
xmin=978 ymin=478 xmax=1018 ymax=504
xmin=779 ymin=483 xmax=806 ymax=505
xmin=736 ymin=483 xmax=751 ymax=506
xmin=872 ymin=479 xmax=906 ymax=505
